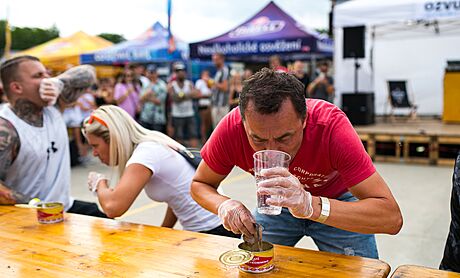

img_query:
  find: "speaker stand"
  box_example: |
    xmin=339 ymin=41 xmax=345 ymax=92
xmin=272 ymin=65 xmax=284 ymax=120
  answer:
xmin=354 ymin=58 xmax=360 ymax=94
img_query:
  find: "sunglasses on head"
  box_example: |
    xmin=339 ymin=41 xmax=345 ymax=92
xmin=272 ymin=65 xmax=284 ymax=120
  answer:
xmin=81 ymin=114 xmax=108 ymax=137
xmin=88 ymin=114 xmax=107 ymax=126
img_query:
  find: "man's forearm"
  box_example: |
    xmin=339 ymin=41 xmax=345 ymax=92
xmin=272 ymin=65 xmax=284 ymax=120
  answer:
xmin=312 ymin=197 xmax=402 ymax=235
xmin=57 ymin=65 xmax=96 ymax=104
xmin=190 ymin=181 xmax=229 ymax=214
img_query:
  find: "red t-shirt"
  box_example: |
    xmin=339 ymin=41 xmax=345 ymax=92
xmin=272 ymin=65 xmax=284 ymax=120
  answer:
xmin=201 ymin=99 xmax=375 ymax=198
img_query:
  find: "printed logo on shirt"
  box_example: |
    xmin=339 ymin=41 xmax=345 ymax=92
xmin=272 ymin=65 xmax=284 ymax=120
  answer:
xmin=47 ymin=141 xmax=58 ymax=160
xmin=292 ymin=167 xmax=337 ymax=188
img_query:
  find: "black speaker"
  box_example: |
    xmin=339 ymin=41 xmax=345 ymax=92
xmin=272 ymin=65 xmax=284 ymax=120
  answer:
xmin=342 ymin=93 xmax=375 ymax=125
xmin=343 ymin=26 xmax=365 ymax=58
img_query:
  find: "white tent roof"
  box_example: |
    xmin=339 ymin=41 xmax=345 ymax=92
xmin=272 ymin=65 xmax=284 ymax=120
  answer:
xmin=335 ymin=0 xmax=460 ymax=27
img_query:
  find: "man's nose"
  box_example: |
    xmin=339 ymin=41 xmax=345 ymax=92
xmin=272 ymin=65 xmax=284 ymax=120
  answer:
xmin=265 ymin=140 xmax=281 ymax=151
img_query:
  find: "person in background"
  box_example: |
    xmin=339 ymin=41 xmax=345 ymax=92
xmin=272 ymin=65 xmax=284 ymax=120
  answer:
xmin=243 ymin=68 xmax=253 ymax=81
xmin=62 ymin=103 xmax=86 ymax=167
xmin=168 ymin=62 xmax=199 ymax=147
xmin=76 ymin=86 xmax=97 ymax=120
xmin=95 ymin=77 xmax=116 ymax=106
xmin=190 ymin=68 xmax=402 ymax=259
xmin=195 ymin=70 xmax=213 ymax=144
xmin=139 ymin=65 xmax=168 ymax=134
xmin=210 ymin=52 xmax=230 ymax=128
xmin=83 ymin=105 xmax=238 ymax=238
xmin=269 ymin=55 xmax=288 ymax=72
xmin=307 ymin=61 xmax=334 ymax=103
xmin=74 ymin=86 xmax=97 ymax=162
xmin=292 ymin=60 xmax=310 ymax=98
xmin=229 ymin=70 xmax=243 ymax=111
xmin=131 ymin=63 xmax=150 ymax=90
xmin=114 ymin=69 xmax=141 ymax=119
xmin=0 ymin=55 xmax=106 ymax=217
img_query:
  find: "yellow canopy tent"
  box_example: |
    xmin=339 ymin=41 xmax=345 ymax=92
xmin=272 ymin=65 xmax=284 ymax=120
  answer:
xmin=17 ymin=31 xmax=118 ymax=76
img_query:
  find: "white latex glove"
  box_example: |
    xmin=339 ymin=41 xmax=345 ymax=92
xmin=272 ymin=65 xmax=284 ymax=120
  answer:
xmin=39 ymin=78 xmax=64 ymax=106
xmin=87 ymin=171 xmax=108 ymax=196
xmin=217 ymin=199 xmax=256 ymax=237
xmin=256 ymin=167 xmax=313 ymax=219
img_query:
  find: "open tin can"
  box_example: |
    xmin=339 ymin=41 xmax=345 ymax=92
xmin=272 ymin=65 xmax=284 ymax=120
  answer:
xmin=36 ymin=202 xmax=64 ymax=224
xmin=219 ymin=241 xmax=274 ymax=273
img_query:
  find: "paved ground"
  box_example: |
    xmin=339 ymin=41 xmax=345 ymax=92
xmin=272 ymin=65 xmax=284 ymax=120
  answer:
xmin=70 ymin=157 xmax=453 ymax=272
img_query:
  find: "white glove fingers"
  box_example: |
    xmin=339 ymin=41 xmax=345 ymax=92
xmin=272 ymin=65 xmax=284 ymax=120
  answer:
xmin=227 ymin=214 xmax=242 ymax=235
xmin=257 ymin=186 xmax=286 ymax=197
xmin=239 ymin=211 xmax=256 ymax=236
xmin=260 ymin=167 xmax=290 ymax=178
xmin=257 ymin=176 xmax=294 ymax=189
xmin=221 ymin=217 xmax=233 ymax=232
xmin=265 ymin=195 xmax=285 ymax=207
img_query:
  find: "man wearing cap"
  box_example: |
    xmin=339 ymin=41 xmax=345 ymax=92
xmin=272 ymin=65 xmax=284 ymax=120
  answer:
xmin=139 ymin=65 xmax=168 ymax=133
xmin=167 ymin=63 xmax=199 ymax=147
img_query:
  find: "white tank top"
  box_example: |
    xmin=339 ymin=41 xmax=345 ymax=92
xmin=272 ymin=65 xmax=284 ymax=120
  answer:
xmin=0 ymin=105 xmax=74 ymax=210
xmin=171 ymin=80 xmax=195 ymax=118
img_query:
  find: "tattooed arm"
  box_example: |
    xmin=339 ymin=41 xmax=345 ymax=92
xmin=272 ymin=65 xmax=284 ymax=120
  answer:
xmin=56 ymin=65 xmax=97 ymax=104
xmin=0 ymin=117 xmax=20 ymax=204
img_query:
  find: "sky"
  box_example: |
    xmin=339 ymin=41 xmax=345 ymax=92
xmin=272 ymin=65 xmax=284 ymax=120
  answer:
xmin=1 ymin=0 xmax=331 ymax=42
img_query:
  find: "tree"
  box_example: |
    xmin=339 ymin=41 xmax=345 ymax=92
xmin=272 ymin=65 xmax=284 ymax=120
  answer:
xmin=0 ymin=20 xmax=59 ymax=56
xmin=315 ymin=28 xmax=329 ymax=35
xmin=97 ymin=33 xmax=126 ymax=44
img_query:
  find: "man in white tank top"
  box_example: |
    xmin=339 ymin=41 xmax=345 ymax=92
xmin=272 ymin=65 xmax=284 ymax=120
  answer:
xmin=0 ymin=55 xmax=106 ymax=217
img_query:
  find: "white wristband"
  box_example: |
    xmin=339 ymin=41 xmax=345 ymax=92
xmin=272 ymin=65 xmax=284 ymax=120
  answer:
xmin=316 ymin=197 xmax=330 ymax=223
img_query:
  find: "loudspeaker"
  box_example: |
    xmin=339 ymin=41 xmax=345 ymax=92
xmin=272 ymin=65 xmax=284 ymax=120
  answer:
xmin=342 ymin=93 xmax=375 ymax=125
xmin=343 ymin=26 xmax=365 ymax=58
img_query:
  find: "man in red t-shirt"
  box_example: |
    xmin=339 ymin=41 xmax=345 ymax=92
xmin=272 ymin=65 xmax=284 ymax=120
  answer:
xmin=191 ymin=68 xmax=402 ymax=258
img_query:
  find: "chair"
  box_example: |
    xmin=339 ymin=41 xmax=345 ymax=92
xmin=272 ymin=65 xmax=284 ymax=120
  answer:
xmin=387 ymin=80 xmax=417 ymax=121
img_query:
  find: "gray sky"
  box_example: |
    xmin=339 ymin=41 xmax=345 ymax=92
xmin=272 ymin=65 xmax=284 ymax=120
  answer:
xmin=2 ymin=0 xmax=330 ymax=42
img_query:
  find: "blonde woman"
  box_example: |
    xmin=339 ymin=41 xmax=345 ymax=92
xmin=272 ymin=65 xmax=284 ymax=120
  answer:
xmin=83 ymin=105 xmax=238 ymax=237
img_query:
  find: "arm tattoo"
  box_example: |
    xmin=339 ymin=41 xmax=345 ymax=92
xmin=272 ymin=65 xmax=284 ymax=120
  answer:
xmin=11 ymin=100 xmax=44 ymax=127
xmin=0 ymin=117 xmax=20 ymax=183
xmin=57 ymin=65 xmax=97 ymax=104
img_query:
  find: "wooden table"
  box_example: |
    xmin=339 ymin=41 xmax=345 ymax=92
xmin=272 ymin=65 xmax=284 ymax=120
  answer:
xmin=0 ymin=206 xmax=391 ymax=277
xmin=391 ymin=265 xmax=460 ymax=278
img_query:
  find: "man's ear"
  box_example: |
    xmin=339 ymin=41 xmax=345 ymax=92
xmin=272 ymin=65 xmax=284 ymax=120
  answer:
xmin=302 ymin=118 xmax=307 ymax=129
xmin=9 ymin=81 xmax=22 ymax=95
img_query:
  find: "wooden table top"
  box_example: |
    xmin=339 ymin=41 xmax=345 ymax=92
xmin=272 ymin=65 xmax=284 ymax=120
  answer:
xmin=391 ymin=265 xmax=460 ymax=278
xmin=0 ymin=206 xmax=391 ymax=277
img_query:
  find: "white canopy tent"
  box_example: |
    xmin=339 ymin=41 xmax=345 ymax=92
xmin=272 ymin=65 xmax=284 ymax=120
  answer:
xmin=334 ymin=0 xmax=460 ymax=115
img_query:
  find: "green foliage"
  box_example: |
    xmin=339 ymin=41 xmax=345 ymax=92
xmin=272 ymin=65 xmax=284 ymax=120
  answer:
xmin=315 ymin=28 xmax=329 ymax=35
xmin=97 ymin=33 xmax=126 ymax=44
xmin=0 ymin=20 xmax=60 ymax=56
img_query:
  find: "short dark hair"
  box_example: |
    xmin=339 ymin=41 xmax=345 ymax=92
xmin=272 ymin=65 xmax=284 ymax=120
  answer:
xmin=212 ymin=52 xmax=225 ymax=60
xmin=239 ymin=67 xmax=306 ymax=121
xmin=0 ymin=55 xmax=40 ymax=95
xmin=320 ymin=60 xmax=329 ymax=67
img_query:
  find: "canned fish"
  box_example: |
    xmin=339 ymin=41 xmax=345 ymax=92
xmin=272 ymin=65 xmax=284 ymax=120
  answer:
xmin=219 ymin=241 xmax=274 ymax=273
xmin=36 ymin=202 xmax=64 ymax=224
xmin=238 ymin=241 xmax=274 ymax=273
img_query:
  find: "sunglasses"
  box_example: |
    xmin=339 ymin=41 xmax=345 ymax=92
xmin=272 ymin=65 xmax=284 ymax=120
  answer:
xmin=81 ymin=114 xmax=108 ymax=137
